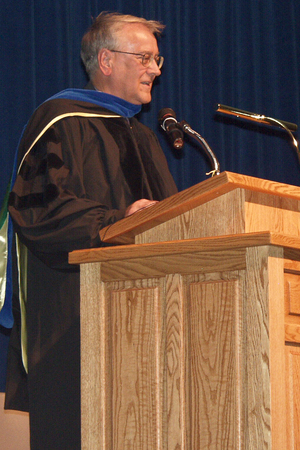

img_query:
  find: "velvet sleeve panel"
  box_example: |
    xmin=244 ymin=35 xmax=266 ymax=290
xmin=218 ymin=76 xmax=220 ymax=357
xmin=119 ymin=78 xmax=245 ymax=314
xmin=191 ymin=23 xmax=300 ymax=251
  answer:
xmin=8 ymin=116 xmax=127 ymax=267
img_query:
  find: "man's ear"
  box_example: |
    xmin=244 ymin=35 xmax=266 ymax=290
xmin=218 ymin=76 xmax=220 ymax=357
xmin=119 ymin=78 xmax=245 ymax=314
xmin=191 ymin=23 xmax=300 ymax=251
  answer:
xmin=97 ymin=49 xmax=113 ymax=76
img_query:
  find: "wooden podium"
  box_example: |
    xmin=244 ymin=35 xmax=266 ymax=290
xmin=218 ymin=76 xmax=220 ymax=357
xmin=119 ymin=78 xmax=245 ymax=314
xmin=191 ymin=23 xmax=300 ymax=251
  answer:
xmin=69 ymin=172 xmax=300 ymax=450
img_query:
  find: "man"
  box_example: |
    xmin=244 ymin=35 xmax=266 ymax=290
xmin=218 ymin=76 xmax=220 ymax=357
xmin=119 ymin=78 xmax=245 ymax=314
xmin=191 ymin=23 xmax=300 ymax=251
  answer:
xmin=5 ymin=12 xmax=177 ymax=450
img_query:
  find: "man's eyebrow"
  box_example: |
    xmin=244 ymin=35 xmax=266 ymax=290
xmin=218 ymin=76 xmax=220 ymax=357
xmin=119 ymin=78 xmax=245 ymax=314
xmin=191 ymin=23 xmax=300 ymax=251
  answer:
xmin=140 ymin=51 xmax=160 ymax=55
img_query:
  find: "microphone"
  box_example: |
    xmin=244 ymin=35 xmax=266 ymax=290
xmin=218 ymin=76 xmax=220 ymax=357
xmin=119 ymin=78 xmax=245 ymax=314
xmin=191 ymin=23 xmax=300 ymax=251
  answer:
xmin=158 ymin=108 xmax=184 ymax=149
xmin=158 ymin=107 xmax=221 ymax=176
xmin=216 ymin=104 xmax=298 ymax=132
xmin=216 ymin=103 xmax=299 ymax=158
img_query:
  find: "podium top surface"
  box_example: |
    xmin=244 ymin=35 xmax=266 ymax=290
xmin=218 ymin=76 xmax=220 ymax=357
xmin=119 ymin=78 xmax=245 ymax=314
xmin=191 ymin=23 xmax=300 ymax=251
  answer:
xmin=99 ymin=171 xmax=300 ymax=245
xmin=69 ymin=231 xmax=300 ymax=265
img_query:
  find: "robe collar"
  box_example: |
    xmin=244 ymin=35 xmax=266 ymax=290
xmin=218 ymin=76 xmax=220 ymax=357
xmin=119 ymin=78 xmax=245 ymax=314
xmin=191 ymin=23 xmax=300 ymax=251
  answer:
xmin=48 ymin=89 xmax=142 ymax=118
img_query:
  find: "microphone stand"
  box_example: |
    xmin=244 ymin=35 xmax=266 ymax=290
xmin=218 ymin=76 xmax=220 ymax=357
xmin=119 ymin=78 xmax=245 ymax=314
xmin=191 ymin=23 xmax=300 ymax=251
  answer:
xmin=216 ymin=104 xmax=300 ymax=165
xmin=179 ymin=121 xmax=221 ymax=177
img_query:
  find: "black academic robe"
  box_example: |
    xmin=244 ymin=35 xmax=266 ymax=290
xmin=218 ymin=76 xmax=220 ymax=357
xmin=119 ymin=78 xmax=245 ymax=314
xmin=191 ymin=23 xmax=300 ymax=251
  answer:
xmin=5 ymin=97 xmax=177 ymax=450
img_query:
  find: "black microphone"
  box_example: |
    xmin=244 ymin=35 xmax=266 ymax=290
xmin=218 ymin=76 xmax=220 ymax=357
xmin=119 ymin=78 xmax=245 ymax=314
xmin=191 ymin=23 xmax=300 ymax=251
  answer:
xmin=158 ymin=108 xmax=184 ymax=149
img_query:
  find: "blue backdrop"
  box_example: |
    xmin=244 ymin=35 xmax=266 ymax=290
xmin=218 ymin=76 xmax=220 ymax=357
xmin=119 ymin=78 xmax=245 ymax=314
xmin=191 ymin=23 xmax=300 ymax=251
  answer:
xmin=1 ymin=0 xmax=300 ymax=390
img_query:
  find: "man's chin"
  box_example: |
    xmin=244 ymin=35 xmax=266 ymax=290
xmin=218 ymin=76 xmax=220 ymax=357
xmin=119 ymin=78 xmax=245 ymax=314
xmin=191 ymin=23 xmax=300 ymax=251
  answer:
xmin=140 ymin=94 xmax=152 ymax=105
xmin=131 ymin=91 xmax=152 ymax=105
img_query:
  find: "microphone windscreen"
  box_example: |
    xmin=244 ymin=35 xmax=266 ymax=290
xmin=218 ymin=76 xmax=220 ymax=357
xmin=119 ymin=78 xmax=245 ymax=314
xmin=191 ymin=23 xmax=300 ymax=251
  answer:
xmin=158 ymin=108 xmax=177 ymax=125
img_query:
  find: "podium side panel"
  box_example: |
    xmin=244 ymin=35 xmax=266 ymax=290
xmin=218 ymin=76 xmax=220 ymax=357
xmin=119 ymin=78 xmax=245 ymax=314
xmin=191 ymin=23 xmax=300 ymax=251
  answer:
xmin=285 ymin=344 xmax=300 ymax=450
xmin=284 ymin=269 xmax=300 ymax=448
xmin=244 ymin=246 xmax=287 ymax=450
xmin=245 ymin=193 xmax=300 ymax=237
xmin=80 ymin=263 xmax=110 ymax=450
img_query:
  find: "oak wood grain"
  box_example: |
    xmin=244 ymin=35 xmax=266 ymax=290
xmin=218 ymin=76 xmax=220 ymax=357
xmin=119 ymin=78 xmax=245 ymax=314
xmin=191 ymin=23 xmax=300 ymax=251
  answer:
xmin=70 ymin=231 xmax=300 ymax=265
xmin=78 ymin=170 xmax=300 ymax=449
xmin=99 ymin=171 xmax=300 ymax=244
xmin=285 ymin=344 xmax=300 ymax=449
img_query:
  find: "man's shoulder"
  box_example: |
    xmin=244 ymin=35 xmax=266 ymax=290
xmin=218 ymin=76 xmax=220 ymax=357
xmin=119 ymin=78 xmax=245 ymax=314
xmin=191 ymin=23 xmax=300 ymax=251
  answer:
xmin=19 ymin=93 xmax=119 ymax=158
xmin=27 ymin=93 xmax=119 ymax=135
xmin=36 ymin=95 xmax=117 ymax=121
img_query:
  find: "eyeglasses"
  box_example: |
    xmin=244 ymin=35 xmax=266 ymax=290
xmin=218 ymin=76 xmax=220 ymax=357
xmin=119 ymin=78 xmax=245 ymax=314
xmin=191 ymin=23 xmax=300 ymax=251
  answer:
xmin=110 ymin=50 xmax=164 ymax=69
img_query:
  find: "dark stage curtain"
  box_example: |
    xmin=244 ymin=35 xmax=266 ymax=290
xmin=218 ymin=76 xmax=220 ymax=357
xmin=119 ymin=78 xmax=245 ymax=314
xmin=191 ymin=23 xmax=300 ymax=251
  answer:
xmin=1 ymin=0 xmax=300 ymax=390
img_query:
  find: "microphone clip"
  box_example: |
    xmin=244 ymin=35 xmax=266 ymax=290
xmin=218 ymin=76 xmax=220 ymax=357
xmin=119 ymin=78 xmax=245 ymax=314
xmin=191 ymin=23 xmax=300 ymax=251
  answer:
xmin=158 ymin=109 xmax=184 ymax=150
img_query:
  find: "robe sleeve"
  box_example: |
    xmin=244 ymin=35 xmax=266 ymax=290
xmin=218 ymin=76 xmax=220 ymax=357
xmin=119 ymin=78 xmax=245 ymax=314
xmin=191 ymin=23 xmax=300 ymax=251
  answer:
xmin=8 ymin=117 xmax=126 ymax=269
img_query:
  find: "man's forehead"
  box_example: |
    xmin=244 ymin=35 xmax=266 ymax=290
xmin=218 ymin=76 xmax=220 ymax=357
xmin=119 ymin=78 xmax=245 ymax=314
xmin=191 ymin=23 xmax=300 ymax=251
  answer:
xmin=116 ymin=22 xmax=157 ymax=43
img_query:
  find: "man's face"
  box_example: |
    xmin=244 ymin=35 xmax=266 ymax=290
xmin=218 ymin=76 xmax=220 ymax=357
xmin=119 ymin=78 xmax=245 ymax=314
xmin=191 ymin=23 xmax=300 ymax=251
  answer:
xmin=105 ymin=24 xmax=162 ymax=105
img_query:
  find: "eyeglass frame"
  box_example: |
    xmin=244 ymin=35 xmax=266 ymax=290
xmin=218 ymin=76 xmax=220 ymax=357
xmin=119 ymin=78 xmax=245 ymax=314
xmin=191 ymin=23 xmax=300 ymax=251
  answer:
xmin=110 ymin=50 xmax=164 ymax=69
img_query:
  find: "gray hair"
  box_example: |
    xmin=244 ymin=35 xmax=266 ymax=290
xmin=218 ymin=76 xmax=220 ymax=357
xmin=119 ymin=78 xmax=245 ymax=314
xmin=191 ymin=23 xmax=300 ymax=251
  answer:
xmin=81 ymin=11 xmax=165 ymax=78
